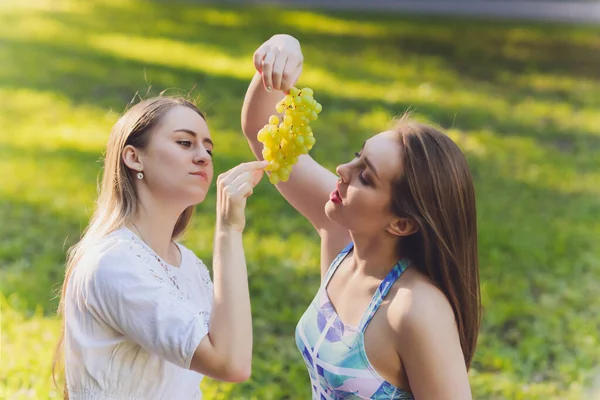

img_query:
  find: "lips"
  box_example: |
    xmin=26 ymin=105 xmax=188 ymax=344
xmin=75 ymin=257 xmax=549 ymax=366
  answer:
xmin=190 ymin=171 xmax=208 ymax=181
xmin=330 ymin=189 xmax=342 ymax=204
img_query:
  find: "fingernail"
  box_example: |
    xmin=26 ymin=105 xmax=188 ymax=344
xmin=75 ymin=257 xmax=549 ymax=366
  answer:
xmin=266 ymin=86 xmax=272 ymax=92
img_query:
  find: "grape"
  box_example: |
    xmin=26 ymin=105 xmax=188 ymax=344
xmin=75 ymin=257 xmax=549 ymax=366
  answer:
xmin=257 ymin=128 xmax=268 ymax=143
xmin=278 ymin=168 xmax=290 ymax=182
xmin=257 ymin=86 xmax=323 ymax=184
xmin=269 ymin=171 xmax=281 ymax=184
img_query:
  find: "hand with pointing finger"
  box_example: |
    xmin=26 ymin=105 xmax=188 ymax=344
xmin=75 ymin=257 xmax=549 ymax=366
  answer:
xmin=216 ymin=160 xmax=269 ymax=233
xmin=253 ymin=34 xmax=303 ymax=93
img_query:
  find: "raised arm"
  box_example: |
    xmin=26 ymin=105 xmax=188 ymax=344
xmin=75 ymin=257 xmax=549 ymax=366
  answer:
xmin=190 ymin=161 xmax=267 ymax=382
xmin=241 ymin=34 xmax=345 ymax=239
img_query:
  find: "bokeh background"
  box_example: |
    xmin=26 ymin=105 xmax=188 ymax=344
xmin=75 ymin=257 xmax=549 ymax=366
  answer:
xmin=1 ymin=0 xmax=599 ymax=399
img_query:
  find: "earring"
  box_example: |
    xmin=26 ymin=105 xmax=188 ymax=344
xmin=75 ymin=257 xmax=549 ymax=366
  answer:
xmin=137 ymin=172 xmax=144 ymax=180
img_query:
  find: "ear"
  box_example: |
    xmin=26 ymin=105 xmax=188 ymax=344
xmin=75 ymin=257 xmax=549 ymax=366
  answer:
xmin=386 ymin=217 xmax=419 ymax=237
xmin=122 ymin=145 xmax=144 ymax=173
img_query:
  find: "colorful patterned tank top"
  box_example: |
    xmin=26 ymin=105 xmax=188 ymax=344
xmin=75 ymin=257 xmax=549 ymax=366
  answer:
xmin=295 ymin=243 xmax=414 ymax=399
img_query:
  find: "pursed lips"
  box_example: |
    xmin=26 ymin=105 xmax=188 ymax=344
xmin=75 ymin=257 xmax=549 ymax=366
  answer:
xmin=190 ymin=171 xmax=208 ymax=181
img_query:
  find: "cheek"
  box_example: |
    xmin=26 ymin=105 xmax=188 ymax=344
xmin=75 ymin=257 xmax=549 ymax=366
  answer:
xmin=204 ymin=162 xmax=214 ymax=184
xmin=152 ymin=146 xmax=183 ymax=167
xmin=348 ymin=187 xmax=387 ymax=219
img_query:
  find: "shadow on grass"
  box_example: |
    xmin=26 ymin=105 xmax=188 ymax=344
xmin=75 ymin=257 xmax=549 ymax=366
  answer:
xmin=3 ymin=3 xmax=599 ymax=109
xmin=3 ymin=33 xmax=600 ymax=161
xmin=53 ymin=1 xmax=600 ymax=106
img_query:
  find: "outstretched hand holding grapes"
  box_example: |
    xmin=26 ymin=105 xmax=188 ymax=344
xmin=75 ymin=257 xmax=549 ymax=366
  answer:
xmin=249 ymin=35 xmax=322 ymax=185
xmin=253 ymin=34 xmax=303 ymax=93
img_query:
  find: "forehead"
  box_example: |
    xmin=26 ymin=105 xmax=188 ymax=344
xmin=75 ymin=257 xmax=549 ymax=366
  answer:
xmin=156 ymin=105 xmax=210 ymax=138
xmin=363 ymin=130 xmax=403 ymax=182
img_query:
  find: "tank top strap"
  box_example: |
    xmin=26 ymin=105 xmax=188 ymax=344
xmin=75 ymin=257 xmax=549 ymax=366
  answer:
xmin=357 ymin=258 xmax=411 ymax=332
xmin=323 ymin=242 xmax=354 ymax=287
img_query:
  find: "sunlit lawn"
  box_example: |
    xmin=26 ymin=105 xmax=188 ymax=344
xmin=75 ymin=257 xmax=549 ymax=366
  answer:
xmin=1 ymin=0 xmax=599 ymax=399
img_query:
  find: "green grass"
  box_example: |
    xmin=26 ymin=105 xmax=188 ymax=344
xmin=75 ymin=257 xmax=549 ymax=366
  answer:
xmin=1 ymin=0 xmax=599 ymax=398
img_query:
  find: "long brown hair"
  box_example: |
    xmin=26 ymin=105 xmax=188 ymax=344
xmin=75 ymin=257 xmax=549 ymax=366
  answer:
xmin=52 ymin=96 xmax=205 ymax=398
xmin=391 ymin=114 xmax=481 ymax=368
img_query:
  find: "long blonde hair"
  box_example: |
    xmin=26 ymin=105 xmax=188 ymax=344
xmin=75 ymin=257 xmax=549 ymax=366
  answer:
xmin=52 ymin=96 xmax=205 ymax=398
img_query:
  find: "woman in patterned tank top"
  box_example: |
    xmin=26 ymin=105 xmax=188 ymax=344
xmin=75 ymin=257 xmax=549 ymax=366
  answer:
xmin=242 ymin=34 xmax=481 ymax=399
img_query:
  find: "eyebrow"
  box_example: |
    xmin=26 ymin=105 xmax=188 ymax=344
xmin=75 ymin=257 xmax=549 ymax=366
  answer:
xmin=364 ymin=157 xmax=379 ymax=179
xmin=360 ymin=141 xmax=379 ymax=179
xmin=174 ymin=129 xmax=213 ymax=147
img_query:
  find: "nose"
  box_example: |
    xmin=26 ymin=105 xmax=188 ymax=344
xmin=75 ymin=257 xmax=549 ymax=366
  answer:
xmin=336 ymin=162 xmax=350 ymax=184
xmin=193 ymin=145 xmax=212 ymax=165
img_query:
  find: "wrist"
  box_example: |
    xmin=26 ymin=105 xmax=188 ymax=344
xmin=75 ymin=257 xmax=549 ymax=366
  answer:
xmin=216 ymin=221 xmax=244 ymax=236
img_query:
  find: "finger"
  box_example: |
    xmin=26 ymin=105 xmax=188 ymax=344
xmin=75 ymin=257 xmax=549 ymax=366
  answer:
xmin=281 ymin=60 xmax=302 ymax=92
xmin=217 ymin=171 xmax=233 ymax=190
xmin=261 ymin=51 xmax=275 ymax=92
xmin=285 ymin=64 xmax=303 ymax=92
xmin=237 ymin=182 xmax=254 ymax=199
xmin=221 ymin=161 xmax=269 ymax=188
xmin=228 ymin=161 xmax=269 ymax=183
xmin=250 ymin=168 xmax=264 ymax=188
xmin=230 ymin=171 xmax=252 ymax=191
xmin=271 ymin=54 xmax=287 ymax=91
xmin=219 ymin=160 xmax=267 ymax=185
xmin=253 ymin=45 xmax=268 ymax=73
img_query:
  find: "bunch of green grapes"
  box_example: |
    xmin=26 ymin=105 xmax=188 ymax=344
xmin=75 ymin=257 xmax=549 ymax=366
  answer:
xmin=257 ymin=87 xmax=322 ymax=184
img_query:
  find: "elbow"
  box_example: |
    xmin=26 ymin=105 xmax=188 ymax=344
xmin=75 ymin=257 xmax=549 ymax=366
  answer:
xmin=222 ymin=361 xmax=252 ymax=383
xmin=190 ymin=358 xmax=251 ymax=383
xmin=227 ymin=367 xmax=252 ymax=383
xmin=216 ymin=352 xmax=252 ymax=382
xmin=190 ymin=336 xmax=252 ymax=382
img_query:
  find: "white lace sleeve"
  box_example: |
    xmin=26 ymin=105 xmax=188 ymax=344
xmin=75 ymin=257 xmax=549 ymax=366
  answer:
xmin=83 ymin=247 xmax=208 ymax=370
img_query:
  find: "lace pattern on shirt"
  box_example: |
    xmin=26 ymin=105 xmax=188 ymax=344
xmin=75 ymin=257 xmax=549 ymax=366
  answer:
xmin=195 ymin=257 xmax=213 ymax=328
xmin=127 ymin=236 xmax=186 ymax=300
xmin=126 ymin=231 xmax=214 ymax=329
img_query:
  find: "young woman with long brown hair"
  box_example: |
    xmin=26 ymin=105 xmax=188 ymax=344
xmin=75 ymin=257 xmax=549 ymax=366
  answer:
xmin=53 ymin=96 xmax=268 ymax=399
xmin=241 ymin=34 xmax=482 ymax=399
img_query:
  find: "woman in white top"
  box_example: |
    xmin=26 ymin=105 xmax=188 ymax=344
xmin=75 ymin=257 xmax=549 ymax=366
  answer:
xmin=52 ymin=95 xmax=268 ymax=399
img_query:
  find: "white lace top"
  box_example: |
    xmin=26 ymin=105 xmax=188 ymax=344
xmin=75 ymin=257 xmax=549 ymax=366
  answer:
xmin=65 ymin=227 xmax=214 ymax=400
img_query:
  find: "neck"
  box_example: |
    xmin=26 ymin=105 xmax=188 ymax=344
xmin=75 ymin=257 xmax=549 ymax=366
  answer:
xmin=348 ymin=231 xmax=403 ymax=279
xmin=128 ymin=186 xmax=186 ymax=262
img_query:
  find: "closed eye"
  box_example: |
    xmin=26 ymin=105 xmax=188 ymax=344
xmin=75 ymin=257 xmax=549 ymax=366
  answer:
xmin=353 ymin=151 xmax=370 ymax=185
xmin=177 ymin=140 xmax=192 ymax=148
xmin=358 ymin=171 xmax=370 ymax=186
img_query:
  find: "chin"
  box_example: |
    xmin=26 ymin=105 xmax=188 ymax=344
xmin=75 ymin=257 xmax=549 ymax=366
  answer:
xmin=192 ymin=192 xmax=208 ymax=205
xmin=324 ymin=201 xmax=341 ymax=224
xmin=182 ymin=188 xmax=208 ymax=206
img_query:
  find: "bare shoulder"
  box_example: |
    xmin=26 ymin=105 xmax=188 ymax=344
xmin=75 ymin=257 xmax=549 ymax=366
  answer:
xmin=388 ymin=268 xmax=457 ymax=340
xmin=385 ymin=267 xmax=472 ymax=398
